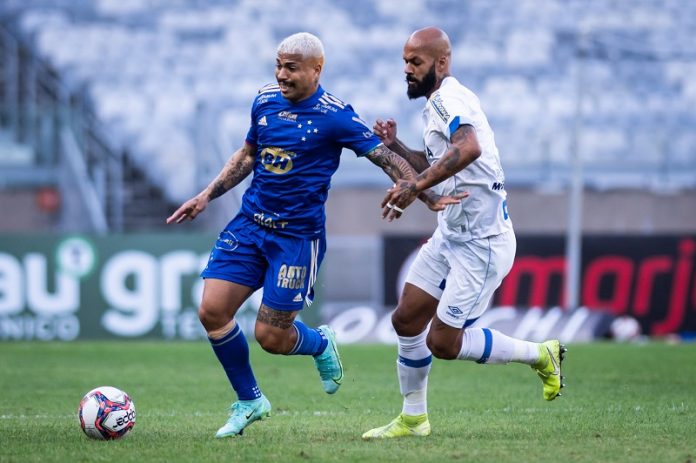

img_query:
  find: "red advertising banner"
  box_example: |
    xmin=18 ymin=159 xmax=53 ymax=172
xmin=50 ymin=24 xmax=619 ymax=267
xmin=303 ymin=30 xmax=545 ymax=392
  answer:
xmin=384 ymin=235 xmax=696 ymax=336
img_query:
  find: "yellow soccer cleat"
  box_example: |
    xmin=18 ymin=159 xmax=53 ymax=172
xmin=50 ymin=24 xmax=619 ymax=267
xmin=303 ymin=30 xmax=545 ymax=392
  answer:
xmin=362 ymin=413 xmax=431 ymax=439
xmin=533 ymin=340 xmax=567 ymax=401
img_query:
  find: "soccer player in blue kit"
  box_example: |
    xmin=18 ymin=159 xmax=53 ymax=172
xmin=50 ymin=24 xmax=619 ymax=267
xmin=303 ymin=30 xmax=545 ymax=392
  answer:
xmin=167 ymin=32 xmax=462 ymax=438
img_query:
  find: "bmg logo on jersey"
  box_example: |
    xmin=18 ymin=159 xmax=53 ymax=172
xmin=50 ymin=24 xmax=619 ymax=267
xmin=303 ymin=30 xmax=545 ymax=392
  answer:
xmin=278 ymin=111 xmax=298 ymax=122
xmin=261 ymin=147 xmax=296 ymax=174
xmin=277 ymin=264 xmax=307 ymax=289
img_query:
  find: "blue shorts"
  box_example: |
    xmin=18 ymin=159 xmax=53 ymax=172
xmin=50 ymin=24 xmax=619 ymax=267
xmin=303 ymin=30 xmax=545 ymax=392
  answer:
xmin=201 ymin=214 xmax=326 ymax=311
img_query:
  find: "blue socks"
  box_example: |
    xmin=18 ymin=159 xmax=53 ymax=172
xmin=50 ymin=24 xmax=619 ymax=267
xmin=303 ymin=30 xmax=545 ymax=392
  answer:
xmin=288 ymin=321 xmax=328 ymax=356
xmin=209 ymin=321 xmax=328 ymax=400
xmin=209 ymin=324 xmax=261 ymax=401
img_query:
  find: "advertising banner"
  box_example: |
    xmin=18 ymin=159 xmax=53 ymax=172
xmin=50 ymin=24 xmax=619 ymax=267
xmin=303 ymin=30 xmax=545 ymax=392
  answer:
xmin=2 ymin=233 xmax=693 ymax=341
xmin=384 ymin=235 xmax=696 ymax=337
xmin=0 ymin=234 xmax=217 ymax=340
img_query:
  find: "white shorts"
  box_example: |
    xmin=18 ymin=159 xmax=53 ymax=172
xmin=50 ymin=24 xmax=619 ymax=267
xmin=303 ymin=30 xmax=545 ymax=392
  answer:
xmin=405 ymin=228 xmax=516 ymax=328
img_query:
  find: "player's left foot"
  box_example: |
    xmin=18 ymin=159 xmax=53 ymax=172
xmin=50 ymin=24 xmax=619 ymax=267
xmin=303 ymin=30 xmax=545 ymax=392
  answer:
xmin=362 ymin=413 xmax=431 ymax=439
xmin=532 ymin=340 xmax=567 ymax=401
xmin=313 ymin=325 xmax=343 ymax=394
xmin=215 ymin=395 xmax=271 ymax=438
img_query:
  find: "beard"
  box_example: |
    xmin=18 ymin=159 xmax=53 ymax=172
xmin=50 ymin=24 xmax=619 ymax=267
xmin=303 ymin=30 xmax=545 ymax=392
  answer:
xmin=406 ymin=63 xmax=437 ymax=99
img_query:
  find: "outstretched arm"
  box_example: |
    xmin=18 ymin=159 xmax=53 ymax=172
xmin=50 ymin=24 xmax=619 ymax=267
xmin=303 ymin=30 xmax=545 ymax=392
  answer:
xmin=365 ymin=144 xmax=418 ymax=184
xmin=166 ymin=142 xmax=256 ymax=224
xmin=365 ymin=144 xmax=466 ymax=221
xmin=411 ymin=124 xmax=481 ymax=191
xmin=385 ymin=138 xmax=430 ymax=173
xmin=381 ymin=124 xmax=480 ymax=215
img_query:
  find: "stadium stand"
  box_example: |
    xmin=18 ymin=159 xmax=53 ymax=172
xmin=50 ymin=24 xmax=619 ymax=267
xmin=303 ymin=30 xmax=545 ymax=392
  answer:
xmin=0 ymin=0 xmax=694 ymax=231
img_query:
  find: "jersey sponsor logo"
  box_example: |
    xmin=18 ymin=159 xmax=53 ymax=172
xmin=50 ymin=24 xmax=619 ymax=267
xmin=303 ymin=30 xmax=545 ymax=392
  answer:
xmin=261 ymin=147 xmax=296 ymax=174
xmin=258 ymin=116 xmax=267 ymax=126
xmin=253 ymin=211 xmax=288 ymax=229
xmin=277 ymin=264 xmax=307 ymax=290
xmin=492 ymin=181 xmax=505 ymax=191
xmin=278 ymin=111 xmax=298 ymax=122
xmin=292 ymin=293 xmax=303 ymax=302
xmin=425 ymin=146 xmax=434 ymax=159
xmin=313 ymin=102 xmax=335 ymax=114
xmin=430 ymin=93 xmax=450 ymax=124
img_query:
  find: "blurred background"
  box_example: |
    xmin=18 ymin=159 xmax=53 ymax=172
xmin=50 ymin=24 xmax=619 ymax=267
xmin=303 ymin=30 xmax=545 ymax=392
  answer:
xmin=0 ymin=0 xmax=694 ymax=343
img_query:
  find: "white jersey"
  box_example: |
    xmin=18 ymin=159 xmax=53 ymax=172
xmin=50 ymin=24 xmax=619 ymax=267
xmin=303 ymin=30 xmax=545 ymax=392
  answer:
xmin=422 ymin=76 xmax=513 ymax=242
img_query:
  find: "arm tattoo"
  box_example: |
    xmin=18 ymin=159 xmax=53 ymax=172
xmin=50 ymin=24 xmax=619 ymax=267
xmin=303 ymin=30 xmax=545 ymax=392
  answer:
xmin=257 ymin=305 xmax=296 ymax=329
xmin=391 ymin=139 xmax=430 ymax=173
xmin=415 ymin=124 xmax=479 ymax=189
xmin=442 ymin=146 xmax=462 ymax=172
xmin=208 ymin=145 xmax=255 ymax=200
xmin=452 ymin=124 xmax=475 ymax=145
xmin=366 ymin=145 xmax=418 ymax=183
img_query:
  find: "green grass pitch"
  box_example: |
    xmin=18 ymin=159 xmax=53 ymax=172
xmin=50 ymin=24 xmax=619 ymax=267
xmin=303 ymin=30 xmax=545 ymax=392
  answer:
xmin=1 ymin=341 xmax=694 ymax=462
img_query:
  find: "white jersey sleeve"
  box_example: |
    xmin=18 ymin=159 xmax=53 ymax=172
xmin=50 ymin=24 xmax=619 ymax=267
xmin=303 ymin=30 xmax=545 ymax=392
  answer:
xmin=428 ymin=90 xmax=476 ymax=140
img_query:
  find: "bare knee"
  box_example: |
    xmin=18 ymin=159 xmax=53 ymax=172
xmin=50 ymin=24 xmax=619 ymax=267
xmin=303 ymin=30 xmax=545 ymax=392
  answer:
xmin=256 ymin=334 xmax=286 ymax=354
xmin=198 ymin=304 xmax=230 ymax=333
xmin=426 ymin=332 xmax=460 ymax=360
xmin=198 ymin=279 xmax=252 ymax=333
xmin=391 ymin=309 xmax=410 ymax=335
xmin=391 ymin=307 xmax=430 ymax=337
xmin=389 ymin=285 xmax=438 ymax=337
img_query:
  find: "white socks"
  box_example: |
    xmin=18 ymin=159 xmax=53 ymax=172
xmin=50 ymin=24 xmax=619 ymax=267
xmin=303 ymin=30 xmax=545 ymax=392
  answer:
xmin=457 ymin=327 xmax=540 ymax=365
xmin=395 ymin=327 xmax=540 ymax=416
xmin=396 ymin=330 xmax=432 ymax=416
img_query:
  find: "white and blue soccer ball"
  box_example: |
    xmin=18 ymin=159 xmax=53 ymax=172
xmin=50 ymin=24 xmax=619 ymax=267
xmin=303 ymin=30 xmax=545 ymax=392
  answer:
xmin=78 ymin=386 xmax=136 ymax=440
xmin=609 ymin=315 xmax=642 ymax=342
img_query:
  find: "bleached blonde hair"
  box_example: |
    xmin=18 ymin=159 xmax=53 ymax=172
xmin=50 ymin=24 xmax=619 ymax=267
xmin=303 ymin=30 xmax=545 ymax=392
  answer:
xmin=277 ymin=32 xmax=324 ymax=59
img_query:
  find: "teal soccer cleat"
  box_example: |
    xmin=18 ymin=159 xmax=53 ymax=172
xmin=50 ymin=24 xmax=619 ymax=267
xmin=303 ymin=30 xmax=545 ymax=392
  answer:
xmin=215 ymin=395 xmax=271 ymax=438
xmin=313 ymin=325 xmax=344 ymax=394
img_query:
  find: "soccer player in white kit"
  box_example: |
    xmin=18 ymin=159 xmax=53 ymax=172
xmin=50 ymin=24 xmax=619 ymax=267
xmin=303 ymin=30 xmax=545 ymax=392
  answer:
xmin=363 ymin=27 xmax=567 ymax=439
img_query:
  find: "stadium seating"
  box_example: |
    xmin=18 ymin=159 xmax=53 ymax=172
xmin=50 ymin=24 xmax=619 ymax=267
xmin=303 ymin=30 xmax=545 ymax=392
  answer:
xmin=1 ymin=0 xmax=694 ymax=204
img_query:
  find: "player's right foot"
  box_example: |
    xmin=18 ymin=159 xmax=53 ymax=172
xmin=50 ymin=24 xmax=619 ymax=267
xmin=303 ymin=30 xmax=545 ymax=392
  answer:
xmin=215 ymin=395 xmax=271 ymax=438
xmin=313 ymin=325 xmax=343 ymax=394
xmin=362 ymin=413 xmax=431 ymax=439
xmin=532 ymin=340 xmax=567 ymax=401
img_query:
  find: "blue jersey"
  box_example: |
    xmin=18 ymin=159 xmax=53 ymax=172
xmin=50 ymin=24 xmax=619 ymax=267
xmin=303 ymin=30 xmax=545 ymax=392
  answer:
xmin=241 ymin=84 xmax=381 ymax=238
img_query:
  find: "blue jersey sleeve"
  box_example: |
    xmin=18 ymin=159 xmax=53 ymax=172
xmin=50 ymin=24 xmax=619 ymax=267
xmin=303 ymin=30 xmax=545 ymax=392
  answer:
xmin=245 ymin=98 xmax=259 ymax=146
xmin=334 ymin=105 xmax=381 ymax=157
